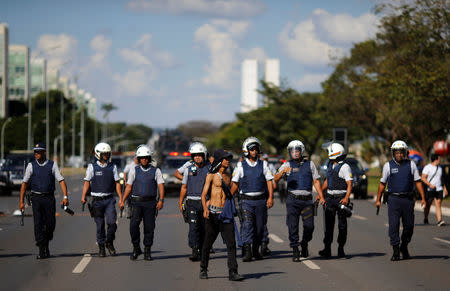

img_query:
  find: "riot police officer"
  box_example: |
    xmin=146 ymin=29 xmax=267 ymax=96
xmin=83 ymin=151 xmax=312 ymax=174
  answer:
xmin=274 ymin=140 xmax=325 ymax=261
xmin=376 ymin=140 xmax=426 ymax=261
xmin=81 ymin=142 xmax=122 ymax=257
xmin=120 ymin=145 xmax=165 ymax=261
xmin=230 ymin=137 xmax=274 ymax=262
xmin=19 ymin=143 xmax=69 ymax=259
xmin=319 ymin=143 xmax=352 ymax=258
xmin=178 ymin=142 xmax=209 ymax=261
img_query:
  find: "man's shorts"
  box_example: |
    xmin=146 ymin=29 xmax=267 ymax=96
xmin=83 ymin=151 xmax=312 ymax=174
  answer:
xmin=426 ymin=190 xmax=444 ymax=200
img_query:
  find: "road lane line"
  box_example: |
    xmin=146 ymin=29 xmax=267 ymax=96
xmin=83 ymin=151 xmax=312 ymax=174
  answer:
xmin=72 ymin=254 xmax=92 ymax=274
xmin=300 ymin=258 xmax=320 ymax=270
xmin=353 ymin=215 xmax=368 ymax=220
xmin=268 ymin=233 xmax=284 ymax=243
xmin=434 ymin=237 xmax=450 ymax=244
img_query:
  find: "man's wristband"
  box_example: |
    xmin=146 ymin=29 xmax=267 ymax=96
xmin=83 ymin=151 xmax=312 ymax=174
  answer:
xmin=159 ymin=198 xmax=164 ymax=202
xmin=63 ymin=196 xmax=68 ymax=199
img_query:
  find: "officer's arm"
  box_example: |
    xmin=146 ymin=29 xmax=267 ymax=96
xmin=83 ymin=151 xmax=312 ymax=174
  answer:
xmin=313 ymin=179 xmax=325 ymax=201
xmin=376 ymin=182 xmax=386 ymax=204
xmin=322 ymin=179 xmax=328 ymax=191
xmin=157 ymin=183 xmax=165 ymax=210
xmin=19 ymin=182 xmax=28 ymax=210
xmin=179 ymin=184 xmax=187 ymax=211
xmin=267 ymin=180 xmax=274 ymax=199
xmin=273 ymin=171 xmax=284 ymax=183
xmin=81 ymin=181 xmax=90 ymax=203
xmin=344 ymin=180 xmax=352 ymax=200
xmin=59 ymin=180 xmax=69 ymax=203
xmin=230 ymin=182 xmax=239 ymax=196
xmin=115 ymin=182 xmax=122 ymax=201
xmin=122 ymin=184 xmax=132 ymax=202
xmin=174 ymin=170 xmax=184 ymax=181
xmin=415 ymin=180 xmax=426 ymax=201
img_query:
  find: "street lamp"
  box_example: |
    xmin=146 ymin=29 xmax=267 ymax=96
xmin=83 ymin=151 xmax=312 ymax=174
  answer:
xmin=1 ymin=117 xmax=12 ymax=161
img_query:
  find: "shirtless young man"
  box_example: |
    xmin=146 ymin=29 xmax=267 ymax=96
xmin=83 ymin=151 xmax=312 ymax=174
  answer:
xmin=199 ymin=149 xmax=244 ymax=281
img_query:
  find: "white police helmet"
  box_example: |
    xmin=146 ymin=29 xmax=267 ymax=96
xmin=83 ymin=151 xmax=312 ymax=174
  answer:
xmin=287 ymin=140 xmax=305 ymax=159
xmin=94 ymin=142 xmax=111 ymax=160
xmin=391 ymin=140 xmax=408 ymax=159
xmin=327 ymin=143 xmax=345 ymax=160
xmin=136 ymin=145 xmax=153 ymax=158
xmin=189 ymin=142 xmax=207 ymax=156
xmin=242 ymin=137 xmax=261 ymax=157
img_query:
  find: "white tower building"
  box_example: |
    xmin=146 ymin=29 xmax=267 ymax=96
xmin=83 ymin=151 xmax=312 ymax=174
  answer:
xmin=241 ymin=59 xmax=258 ymax=113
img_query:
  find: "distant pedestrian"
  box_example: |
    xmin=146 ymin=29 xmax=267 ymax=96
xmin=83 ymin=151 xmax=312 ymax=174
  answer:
xmin=422 ymin=154 xmax=447 ymax=226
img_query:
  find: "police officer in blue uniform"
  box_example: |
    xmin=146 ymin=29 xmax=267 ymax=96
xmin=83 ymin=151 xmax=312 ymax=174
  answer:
xmin=274 ymin=140 xmax=325 ymax=261
xmin=81 ymin=142 xmax=122 ymax=257
xmin=230 ymin=137 xmax=274 ymax=262
xmin=19 ymin=142 xmax=69 ymax=259
xmin=376 ymin=140 xmax=426 ymax=261
xmin=178 ymin=142 xmax=209 ymax=261
xmin=319 ymin=143 xmax=353 ymax=258
xmin=120 ymin=145 xmax=165 ymax=261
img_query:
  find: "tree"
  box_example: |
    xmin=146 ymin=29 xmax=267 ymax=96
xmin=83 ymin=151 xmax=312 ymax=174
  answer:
xmin=101 ymin=103 xmax=117 ymax=138
xmin=322 ymin=0 xmax=450 ymax=158
xmin=178 ymin=120 xmax=219 ymax=140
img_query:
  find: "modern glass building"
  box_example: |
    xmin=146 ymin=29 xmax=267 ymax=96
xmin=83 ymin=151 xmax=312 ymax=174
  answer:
xmin=241 ymin=59 xmax=259 ymax=113
xmin=8 ymin=45 xmax=29 ymax=103
xmin=47 ymin=68 xmax=59 ymax=90
xmin=0 ymin=23 xmax=8 ymax=118
xmin=30 ymin=58 xmax=46 ymax=98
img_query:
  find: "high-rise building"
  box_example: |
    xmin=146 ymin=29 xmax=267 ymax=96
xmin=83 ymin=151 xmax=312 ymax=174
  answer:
xmin=241 ymin=59 xmax=258 ymax=113
xmin=69 ymin=83 xmax=78 ymax=102
xmin=77 ymin=89 xmax=85 ymax=108
xmin=0 ymin=23 xmax=8 ymax=118
xmin=47 ymin=68 xmax=59 ymax=90
xmin=264 ymin=59 xmax=280 ymax=87
xmin=30 ymin=58 xmax=46 ymax=98
xmin=8 ymin=45 xmax=29 ymax=102
xmin=59 ymin=76 xmax=69 ymax=98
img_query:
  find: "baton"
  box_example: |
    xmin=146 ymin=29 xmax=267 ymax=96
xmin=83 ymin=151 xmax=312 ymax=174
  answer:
xmin=376 ymin=206 xmax=380 ymax=215
xmin=120 ymin=207 xmax=124 ymax=218
xmin=20 ymin=210 xmax=24 ymax=226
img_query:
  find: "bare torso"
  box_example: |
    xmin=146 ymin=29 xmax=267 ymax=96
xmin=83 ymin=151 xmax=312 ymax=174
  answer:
xmin=209 ymin=173 xmax=230 ymax=208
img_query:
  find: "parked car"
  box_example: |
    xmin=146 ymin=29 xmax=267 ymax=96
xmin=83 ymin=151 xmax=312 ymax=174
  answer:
xmin=320 ymin=157 xmax=368 ymax=199
xmin=0 ymin=152 xmax=34 ymax=195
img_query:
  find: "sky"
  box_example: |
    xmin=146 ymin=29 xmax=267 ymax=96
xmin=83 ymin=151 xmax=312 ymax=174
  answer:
xmin=1 ymin=0 xmax=382 ymax=129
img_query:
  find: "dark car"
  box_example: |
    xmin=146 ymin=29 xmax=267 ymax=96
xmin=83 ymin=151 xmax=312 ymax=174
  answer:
xmin=161 ymin=152 xmax=191 ymax=194
xmin=320 ymin=157 xmax=368 ymax=199
xmin=0 ymin=152 xmax=34 ymax=195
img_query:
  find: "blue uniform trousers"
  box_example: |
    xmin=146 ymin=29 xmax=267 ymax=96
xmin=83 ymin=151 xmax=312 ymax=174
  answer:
xmin=240 ymin=198 xmax=267 ymax=245
xmin=323 ymin=196 xmax=348 ymax=246
xmin=93 ymin=196 xmax=117 ymax=245
xmin=186 ymin=199 xmax=205 ymax=249
xmin=286 ymin=196 xmax=314 ymax=247
xmin=31 ymin=195 xmax=56 ymax=246
xmin=130 ymin=200 xmax=157 ymax=247
xmin=387 ymin=195 xmax=414 ymax=246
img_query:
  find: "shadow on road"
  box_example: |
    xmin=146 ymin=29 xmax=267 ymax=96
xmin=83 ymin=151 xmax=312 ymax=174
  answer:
xmin=410 ymin=255 xmax=449 ymax=260
xmin=244 ymin=271 xmax=285 ymax=279
xmin=345 ymin=252 xmax=386 ymax=259
xmin=0 ymin=253 xmax=32 ymax=258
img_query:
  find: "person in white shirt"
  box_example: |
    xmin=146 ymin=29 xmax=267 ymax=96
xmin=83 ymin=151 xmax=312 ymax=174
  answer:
xmin=421 ymin=154 xmax=448 ymax=226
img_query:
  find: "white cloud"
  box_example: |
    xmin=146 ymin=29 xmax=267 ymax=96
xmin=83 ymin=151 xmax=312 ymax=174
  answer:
xmin=240 ymin=47 xmax=268 ymax=62
xmin=113 ymin=69 xmax=157 ymax=97
xmin=118 ymin=48 xmax=152 ymax=66
xmin=194 ymin=19 xmax=250 ymax=88
xmin=279 ymin=9 xmax=379 ymax=66
xmin=294 ymin=73 xmax=329 ymax=91
xmin=126 ymin=0 xmax=266 ymax=18
xmin=312 ymin=9 xmax=379 ymax=43
xmin=37 ymin=34 xmax=78 ymax=70
xmin=87 ymin=34 xmax=112 ymax=70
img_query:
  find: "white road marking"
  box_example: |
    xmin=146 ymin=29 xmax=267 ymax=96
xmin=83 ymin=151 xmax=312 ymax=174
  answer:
xmin=434 ymin=237 xmax=450 ymax=244
xmin=353 ymin=215 xmax=368 ymax=220
xmin=268 ymin=233 xmax=284 ymax=243
xmin=0 ymin=228 xmax=3 ymax=231
xmin=300 ymin=258 xmax=320 ymax=270
xmin=72 ymin=254 xmax=92 ymax=274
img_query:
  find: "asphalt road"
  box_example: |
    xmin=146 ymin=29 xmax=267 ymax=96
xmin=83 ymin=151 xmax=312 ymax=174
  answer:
xmin=0 ymin=174 xmax=449 ymax=291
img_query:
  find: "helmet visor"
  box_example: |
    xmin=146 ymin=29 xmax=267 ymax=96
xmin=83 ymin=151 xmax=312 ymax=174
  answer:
xmin=289 ymin=146 xmax=302 ymax=159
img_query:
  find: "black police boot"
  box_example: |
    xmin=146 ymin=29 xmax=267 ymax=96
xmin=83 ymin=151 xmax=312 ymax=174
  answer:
xmin=400 ymin=243 xmax=410 ymax=260
xmin=261 ymin=242 xmax=271 ymax=256
xmin=130 ymin=245 xmax=142 ymax=260
xmin=189 ymin=247 xmax=201 ymax=262
xmin=44 ymin=241 xmax=50 ymax=258
xmin=105 ymin=241 xmax=116 ymax=256
xmin=300 ymin=242 xmax=309 ymax=258
xmin=229 ymin=269 xmax=244 ymax=281
xmin=144 ymin=246 xmax=152 ymax=261
xmin=337 ymin=245 xmax=346 ymax=258
xmin=319 ymin=245 xmax=331 ymax=258
xmin=242 ymin=244 xmax=252 ymax=262
xmin=36 ymin=244 xmax=46 ymax=259
xmin=98 ymin=244 xmax=106 ymax=258
xmin=391 ymin=245 xmax=401 ymax=261
xmin=292 ymin=246 xmax=301 ymax=262
xmin=199 ymin=268 xmax=208 ymax=279
xmin=252 ymin=244 xmax=263 ymax=261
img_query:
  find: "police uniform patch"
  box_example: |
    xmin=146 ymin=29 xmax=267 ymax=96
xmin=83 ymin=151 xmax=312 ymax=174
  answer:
xmin=95 ymin=171 xmax=103 ymax=176
xmin=391 ymin=168 xmax=399 ymax=174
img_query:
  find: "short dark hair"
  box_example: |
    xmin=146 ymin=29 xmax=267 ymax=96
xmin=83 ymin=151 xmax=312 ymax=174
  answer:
xmin=431 ymin=154 xmax=440 ymax=162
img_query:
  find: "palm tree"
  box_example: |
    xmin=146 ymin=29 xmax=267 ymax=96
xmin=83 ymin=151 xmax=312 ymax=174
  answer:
xmin=101 ymin=103 xmax=117 ymax=139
